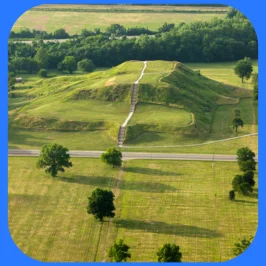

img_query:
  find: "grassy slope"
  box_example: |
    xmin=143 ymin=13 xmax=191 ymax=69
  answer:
xmin=8 ymin=157 xmax=257 ymax=262
xmin=124 ymin=61 xmax=255 ymax=148
xmin=9 ymin=61 xmax=144 ymax=147
xmin=186 ymin=61 xmax=258 ymax=90
xmin=9 ymin=60 xmax=257 ymax=153
xmin=12 ymin=6 xmax=225 ymax=34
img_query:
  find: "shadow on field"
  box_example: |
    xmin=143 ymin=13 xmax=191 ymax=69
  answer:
xmin=124 ymin=167 xmax=181 ymax=176
xmin=58 ymin=175 xmax=176 ymax=192
xmin=57 ymin=175 xmax=114 ymax=187
xmin=235 ymin=199 xmax=257 ymax=204
xmin=119 ymin=180 xmax=177 ymax=193
xmin=125 ymin=133 xmax=164 ymax=144
xmin=114 ymin=219 xmax=222 ymax=238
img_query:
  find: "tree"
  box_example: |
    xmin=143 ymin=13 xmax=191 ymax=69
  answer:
xmin=234 ymin=57 xmax=253 ymax=83
xmin=232 ymin=175 xmax=244 ymax=191
xmin=34 ymin=47 xmax=49 ymax=69
xmin=233 ymin=236 xmax=253 ymax=256
xmin=237 ymin=147 xmax=256 ymax=172
xmin=252 ymin=73 xmax=258 ymax=101
xmin=36 ymin=143 xmax=72 ymax=177
xmin=108 ymin=239 xmax=131 ymax=262
xmin=8 ymin=72 xmax=16 ymax=90
xmin=58 ymin=56 xmax=77 ymax=73
xmin=101 ymin=148 xmax=122 ymax=168
xmin=38 ymin=69 xmax=48 ymax=78
xmin=238 ymin=182 xmax=253 ymax=195
xmin=242 ymin=171 xmax=255 ymax=187
xmin=87 ymin=188 xmax=115 ymax=221
xmin=229 ymin=190 xmax=235 ymax=201
xmin=53 ymin=28 xmax=69 ymax=39
xmin=77 ymin=59 xmax=95 ymax=73
xmin=232 ymin=118 xmax=244 ymax=133
xmin=157 ymin=244 xmax=182 ymax=262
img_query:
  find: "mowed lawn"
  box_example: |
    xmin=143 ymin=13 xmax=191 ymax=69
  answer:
xmin=129 ymin=103 xmax=192 ymax=127
xmin=186 ymin=61 xmax=258 ymax=90
xmin=8 ymin=158 xmax=258 ymax=262
xmin=12 ymin=10 xmax=225 ymax=35
xmin=124 ymin=98 xmax=258 ymax=154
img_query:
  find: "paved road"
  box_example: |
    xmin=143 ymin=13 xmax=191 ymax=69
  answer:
xmin=8 ymin=149 xmax=258 ymax=162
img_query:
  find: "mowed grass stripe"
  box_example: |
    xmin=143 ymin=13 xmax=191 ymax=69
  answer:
xmin=9 ymin=158 xmax=257 ymax=262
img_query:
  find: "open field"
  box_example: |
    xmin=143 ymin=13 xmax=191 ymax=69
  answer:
xmin=8 ymin=157 xmax=258 ymax=262
xmin=34 ymin=4 xmax=228 ymax=12
xmin=186 ymin=61 xmax=258 ymax=90
xmin=12 ymin=9 xmax=225 ymax=35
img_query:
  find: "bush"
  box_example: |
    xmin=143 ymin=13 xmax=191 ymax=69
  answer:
xmin=38 ymin=69 xmax=48 ymax=78
xmin=77 ymin=59 xmax=95 ymax=73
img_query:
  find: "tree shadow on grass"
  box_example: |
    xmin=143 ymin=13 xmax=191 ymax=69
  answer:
xmin=235 ymin=199 xmax=257 ymax=204
xmin=57 ymin=175 xmax=177 ymax=193
xmin=114 ymin=219 xmax=222 ymax=238
xmin=57 ymin=175 xmax=115 ymax=187
xmin=124 ymin=167 xmax=181 ymax=177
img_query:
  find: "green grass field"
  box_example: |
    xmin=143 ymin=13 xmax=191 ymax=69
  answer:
xmin=186 ymin=61 xmax=258 ymax=90
xmin=8 ymin=157 xmax=258 ymax=262
xmin=12 ymin=5 xmax=225 ymax=34
xmin=8 ymin=60 xmax=257 ymax=153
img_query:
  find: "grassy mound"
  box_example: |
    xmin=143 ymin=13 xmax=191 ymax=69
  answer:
xmin=9 ymin=60 xmax=254 ymax=150
xmin=124 ymin=61 xmax=252 ymax=143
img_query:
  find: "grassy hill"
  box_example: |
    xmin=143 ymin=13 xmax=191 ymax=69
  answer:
xmin=9 ymin=60 xmax=256 ymax=152
xmin=125 ymin=61 xmax=253 ymax=144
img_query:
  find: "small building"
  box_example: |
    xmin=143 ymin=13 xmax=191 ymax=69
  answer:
xmin=16 ymin=77 xmax=22 ymax=83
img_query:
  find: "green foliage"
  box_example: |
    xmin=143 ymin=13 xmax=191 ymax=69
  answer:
xmin=229 ymin=190 xmax=235 ymax=200
xmin=36 ymin=143 xmax=73 ymax=177
xmin=108 ymin=239 xmax=131 ymax=262
xmin=8 ymin=72 xmax=16 ymax=90
xmin=58 ymin=56 xmax=77 ymax=73
xmin=234 ymin=57 xmax=253 ymax=83
xmin=77 ymin=59 xmax=95 ymax=73
xmin=158 ymin=22 xmax=175 ymax=32
xmin=157 ymin=243 xmax=182 ymax=262
xmin=9 ymin=57 xmax=39 ymax=74
xmin=233 ymin=236 xmax=254 ymax=256
xmin=232 ymin=118 xmax=244 ymax=133
xmin=53 ymin=28 xmax=69 ymax=39
xmin=38 ymin=69 xmax=48 ymax=78
xmin=238 ymin=182 xmax=253 ymax=195
xmin=101 ymin=148 xmax=122 ymax=168
xmin=237 ymin=147 xmax=256 ymax=172
xmin=252 ymin=73 xmax=258 ymax=101
xmin=232 ymin=175 xmax=244 ymax=191
xmin=106 ymin=24 xmax=126 ymax=36
xmin=87 ymin=188 xmax=115 ymax=221
xmin=242 ymin=171 xmax=255 ymax=187
xmin=34 ymin=47 xmax=49 ymax=69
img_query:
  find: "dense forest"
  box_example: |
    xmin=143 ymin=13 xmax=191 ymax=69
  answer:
xmin=8 ymin=9 xmax=257 ymax=73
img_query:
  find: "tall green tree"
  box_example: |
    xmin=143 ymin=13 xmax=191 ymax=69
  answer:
xmin=87 ymin=188 xmax=115 ymax=221
xmin=34 ymin=47 xmax=49 ymax=69
xmin=234 ymin=57 xmax=253 ymax=83
xmin=77 ymin=59 xmax=95 ymax=73
xmin=233 ymin=236 xmax=254 ymax=256
xmin=236 ymin=147 xmax=256 ymax=172
xmin=58 ymin=56 xmax=77 ymax=73
xmin=36 ymin=143 xmax=72 ymax=177
xmin=229 ymin=190 xmax=235 ymax=201
xmin=101 ymin=148 xmax=122 ymax=168
xmin=232 ymin=118 xmax=244 ymax=133
xmin=252 ymin=73 xmax=258 ymax=100
xmin=108 ymin=239 xmax=131 ymax=262
xmin=8 ymin=72 xmax=16 ymax=90
xmin=157 ymin=244 xmax=182 ymax=262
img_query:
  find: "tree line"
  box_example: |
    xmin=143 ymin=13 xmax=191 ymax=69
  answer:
xmin=9 ymin=11 xmax=257 ymax=74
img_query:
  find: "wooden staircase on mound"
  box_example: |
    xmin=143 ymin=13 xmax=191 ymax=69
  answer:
xmin=117 ymin=83 xmax=138 ymax=147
